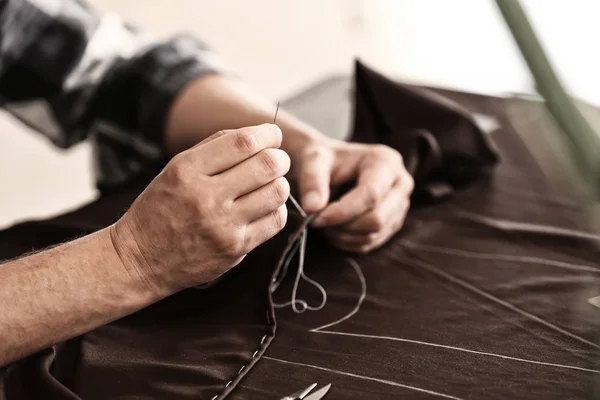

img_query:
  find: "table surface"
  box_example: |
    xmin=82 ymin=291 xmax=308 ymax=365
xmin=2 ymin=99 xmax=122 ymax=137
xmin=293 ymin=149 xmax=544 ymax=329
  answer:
xmin=1 ymin=76 xmax=599 ymax=400
xmin=236 ymin=76 xmax=600 ymax=400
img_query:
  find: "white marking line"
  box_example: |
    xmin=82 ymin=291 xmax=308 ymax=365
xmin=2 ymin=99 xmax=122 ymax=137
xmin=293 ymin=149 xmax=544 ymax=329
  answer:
xmin=402 ymin=240 xmax=600 ymax=273
xmin=311 ymin=258 xmax=366 ymax=332
xmin=264 ymin=356 xmax=464 ymax=400
xmin=311 ymin=257 xmax=599 ymax=374
xmin=457 ymin=210 xmax=600 ymax=242
xmin=315 ymin=331 xmax=600 ymax=374
xmin=406 ymin=252 xmax=600 ymax=350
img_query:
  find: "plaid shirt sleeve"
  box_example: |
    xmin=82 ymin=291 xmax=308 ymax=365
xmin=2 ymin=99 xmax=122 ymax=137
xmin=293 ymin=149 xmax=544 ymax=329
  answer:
xmin=0 ymin=0 xmax=228 ymax=187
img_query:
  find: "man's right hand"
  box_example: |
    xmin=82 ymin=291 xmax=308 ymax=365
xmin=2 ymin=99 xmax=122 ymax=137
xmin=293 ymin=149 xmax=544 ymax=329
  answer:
xmin=110 ymin=124 xmax=290 ymax=297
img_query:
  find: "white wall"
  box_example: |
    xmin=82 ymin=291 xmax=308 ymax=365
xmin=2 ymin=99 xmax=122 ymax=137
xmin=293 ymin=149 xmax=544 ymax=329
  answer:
xmin=523 ymin=0 xmax=600 ymax=105
xmin=1 ymin=0 xmax=599 ymax=228
xmin=353 ymin=0 xmax=600 ymax=104
xmin=93 ymin=0 xmax=354 ymax=100
xmin=352 ymin=0 xmax=531 ymax=95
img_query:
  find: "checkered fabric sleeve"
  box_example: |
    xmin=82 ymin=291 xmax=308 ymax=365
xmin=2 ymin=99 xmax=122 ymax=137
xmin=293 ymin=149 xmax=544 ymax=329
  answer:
xmin=0 ymin=0 xmax=228 ymax=187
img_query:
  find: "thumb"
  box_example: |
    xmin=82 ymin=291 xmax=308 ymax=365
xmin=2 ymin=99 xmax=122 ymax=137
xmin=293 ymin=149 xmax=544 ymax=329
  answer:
xmin=298 ymin=147 xmax=334 ymax=214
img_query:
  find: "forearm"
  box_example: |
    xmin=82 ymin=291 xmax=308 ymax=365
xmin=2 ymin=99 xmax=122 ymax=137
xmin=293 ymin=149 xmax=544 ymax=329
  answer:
xmin=0 ymin=228 xmax=161 ymax=366
xmin=165 ymin=74 xmax=332 ymax=160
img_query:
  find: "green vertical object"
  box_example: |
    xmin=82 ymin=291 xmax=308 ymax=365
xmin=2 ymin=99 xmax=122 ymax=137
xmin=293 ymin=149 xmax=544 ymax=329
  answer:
xmin=495 ymin=0 xmax=600 ymax=199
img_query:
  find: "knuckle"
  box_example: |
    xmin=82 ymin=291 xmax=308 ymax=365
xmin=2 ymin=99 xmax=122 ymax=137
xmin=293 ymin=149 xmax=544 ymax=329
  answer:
xmin=233 ymin=130 xmax=259 ymax=154
xmin=258 ymin=149 xmax=290 ymax=175
xmin=303 ymin=145 xmax=329 ymax=161
xmin=197 ymin=190 xmax=220 ymax=214
xmin=270 ymin=177 xmax=290 ymax=206
xmin=272 ymin=205 xmax=288 ymax=230
xmin=365 ymin=232 xmax=379 ymax=244
xmin=258 ymin=149 xmax=278 ymax=172
xmin=166 ymin=157 xmax=190 ymax=184
xmin=372 ymin=144 xmax=390 ymax=154
xmin=364 ymin=185 xmax=382 ymax=208
xmin=217 ymin=228 xmax=246 ymax=258
xmin=367 ymin=213 xmax=385 ymax=231
xmin=373 ymin=144 xmax=393 ymax=157
xmin=300 ymin=167 xmax=319 ymax=183
xmin=374 ymin=144 xmax=403 ymax=164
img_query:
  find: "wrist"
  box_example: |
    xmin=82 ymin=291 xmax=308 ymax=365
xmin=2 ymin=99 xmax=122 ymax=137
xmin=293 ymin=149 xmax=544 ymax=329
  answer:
xmin=104 ymin=224 xmax=171 ymax=301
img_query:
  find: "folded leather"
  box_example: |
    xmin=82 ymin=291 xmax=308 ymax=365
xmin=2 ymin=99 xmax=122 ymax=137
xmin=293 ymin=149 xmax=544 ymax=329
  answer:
xmin=351 ymin=60 xmax=499 ymax=201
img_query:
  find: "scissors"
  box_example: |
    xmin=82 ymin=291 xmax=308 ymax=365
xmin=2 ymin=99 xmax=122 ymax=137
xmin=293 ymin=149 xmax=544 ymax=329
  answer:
xmin=280 ymin=383 xmax=332 ymax=400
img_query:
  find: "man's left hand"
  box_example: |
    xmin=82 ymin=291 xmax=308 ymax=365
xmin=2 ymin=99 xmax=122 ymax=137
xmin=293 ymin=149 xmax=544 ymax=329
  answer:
xmin=292 ymin=139 xmax=414 ymax=254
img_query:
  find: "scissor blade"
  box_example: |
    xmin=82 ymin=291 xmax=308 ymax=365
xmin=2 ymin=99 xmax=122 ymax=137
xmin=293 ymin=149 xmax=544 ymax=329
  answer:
xmin=280 ymin=383 xmax=318 ymax=400
xmin=304 ymin=384 xmax=331 ymax=400
xmin=298 ymin=383 xmax=319 ymax=399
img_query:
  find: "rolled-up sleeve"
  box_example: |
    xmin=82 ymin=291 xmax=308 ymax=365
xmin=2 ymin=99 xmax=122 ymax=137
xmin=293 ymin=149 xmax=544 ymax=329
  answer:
xmin=0 ymin=0 xmax=228 ymax=187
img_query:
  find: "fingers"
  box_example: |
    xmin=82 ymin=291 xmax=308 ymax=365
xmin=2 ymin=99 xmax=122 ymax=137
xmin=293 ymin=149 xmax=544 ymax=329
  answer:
xmin=191 ymin=124 xmax=283 ymax=175
xmin=298 ymin=146 xmax=334 ymax=213
xmin=326 ymin=224 xmax=392 ymax=254
xmin=217 ymin=148 xmax=290 ymax=198
xmin=325 ymin=177 xmax=412 ymax=253
xmin=312 ymin=161 xmax=397 ymax=227
xmin=343 ymin=181 xmax=410 ymax=233
xmin=244 ymin=205 xmax=288 ymax=251
xmin=233 ymin=177 xmax=290 ymax=223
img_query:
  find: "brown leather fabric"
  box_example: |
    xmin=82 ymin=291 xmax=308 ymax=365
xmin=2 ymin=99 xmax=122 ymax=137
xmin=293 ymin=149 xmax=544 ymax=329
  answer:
xmin=0 ymin=168 xmax=307 ymax=400
xmin=351 ymin=61 xmax=499 ymax=201
xmin=234 ymin=66 xmax=600 ymax=400
xmin=1 ymin=63 xmax=598 ymax=400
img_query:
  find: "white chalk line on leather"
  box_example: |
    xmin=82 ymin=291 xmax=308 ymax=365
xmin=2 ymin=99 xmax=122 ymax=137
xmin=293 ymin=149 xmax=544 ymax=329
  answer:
xmin=311 ymin=257 xmax=599 ymax=374
xmin=456 ymin=210 xmax=600 ymax=242
xmin=264 ymin=356 xmax=464 ymax=400
xmin=401 ymin=240 xmax=600 ymax=273
xmin=404 ymin=251 xmax=600 ymax=350
xmin=315 ymin=331 xmax=599 ymax=374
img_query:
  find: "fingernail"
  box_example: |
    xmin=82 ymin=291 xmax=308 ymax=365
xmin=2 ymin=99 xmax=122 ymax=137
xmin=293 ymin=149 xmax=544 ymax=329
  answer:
xmin=302 ymin=190 xmax=322 ymax=213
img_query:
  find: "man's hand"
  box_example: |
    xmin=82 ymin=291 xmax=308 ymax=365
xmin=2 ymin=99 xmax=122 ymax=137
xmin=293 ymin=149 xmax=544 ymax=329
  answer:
xmin=0 ymin=123 xmax=290 ymax=365
xmin=163 ymin=73 xmax=412 ymax=254
xmin=293 ymin=139 xmax=414 ymax=254
xmin=112 ymin=124 xmax=290 ymax=296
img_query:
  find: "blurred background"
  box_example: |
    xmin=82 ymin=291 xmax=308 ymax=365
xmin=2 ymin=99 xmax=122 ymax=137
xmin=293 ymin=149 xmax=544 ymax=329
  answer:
xmin=1 ymin=0 xmax=599 ymax=228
